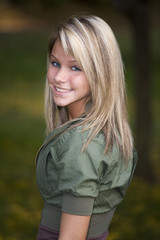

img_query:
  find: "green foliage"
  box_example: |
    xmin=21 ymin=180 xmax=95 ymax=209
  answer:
xmin=108 ymin=179 xmax=160 ymax=240
xmin=0 ymin=29 xmax=159 ymax=239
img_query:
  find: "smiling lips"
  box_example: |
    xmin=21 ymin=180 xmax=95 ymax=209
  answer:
xmin=55 ymin=86 xmax=72 ymax=93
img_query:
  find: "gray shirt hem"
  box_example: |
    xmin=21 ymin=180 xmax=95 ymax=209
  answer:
xmin=40 ymin=194 xmax=116 ymax=238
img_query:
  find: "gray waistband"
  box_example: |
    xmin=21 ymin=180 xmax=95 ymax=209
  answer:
xmin=40 ymin=203 xmax=115 ymax=238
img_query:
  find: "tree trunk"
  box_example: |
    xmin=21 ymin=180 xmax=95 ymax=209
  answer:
xmin=129 ymin=0 xmax=155 ymax=182
xmin=111 ymin=0 xmax=155 ymax=182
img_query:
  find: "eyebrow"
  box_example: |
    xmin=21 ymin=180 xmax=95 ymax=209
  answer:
xmin=51 ymin=54 xmax=77 ymax=63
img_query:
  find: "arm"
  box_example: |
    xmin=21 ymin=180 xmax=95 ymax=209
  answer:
xmin=58 ymin=212 xmax=91 ymax=240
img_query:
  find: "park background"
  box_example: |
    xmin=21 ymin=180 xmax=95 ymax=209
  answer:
xmin=0 ymin=0 xmax=159 ymax=239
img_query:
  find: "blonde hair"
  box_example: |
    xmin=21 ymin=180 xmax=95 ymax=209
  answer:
xmin=45 ymin=15 xmax=133 ymax=161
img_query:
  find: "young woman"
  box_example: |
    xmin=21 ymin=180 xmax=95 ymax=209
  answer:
xmin=36 ymin=15 xmax=137 ymax=240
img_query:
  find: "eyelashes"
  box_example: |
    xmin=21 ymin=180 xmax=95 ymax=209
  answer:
xmin=51 ymin=61 xmax=81 ymax=72
xmin=51 ymin=61 xmax=60 ymax=68
xmin=71 ymin=66 xmax=81 ymax=71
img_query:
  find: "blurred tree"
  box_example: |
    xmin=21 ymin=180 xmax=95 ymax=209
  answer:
xmin=71 ymin=0 xmax=155 ymax=183
xmin=4 ymin=0 xmax=66 ymax=8
xmin=111 ymin=0 xmax=155 ymax=182
xmin=76 ymin=0 xmax=156 ymax=182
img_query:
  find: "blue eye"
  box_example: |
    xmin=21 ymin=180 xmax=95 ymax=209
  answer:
xmin=51 ymin=61 xmax=60 ymax=68
xmin=71 ymin=66 xmax=81 ymax=71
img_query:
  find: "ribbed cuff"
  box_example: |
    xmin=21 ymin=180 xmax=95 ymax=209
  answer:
xmin=62 ymin=193 xmax=94 ymax=215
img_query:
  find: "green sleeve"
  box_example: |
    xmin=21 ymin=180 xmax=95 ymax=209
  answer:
xmin=56 ymin=127 xmax=106 ymax=198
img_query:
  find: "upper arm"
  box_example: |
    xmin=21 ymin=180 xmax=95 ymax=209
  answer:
xmin=59 ymin=212 xmax=91 ymax=240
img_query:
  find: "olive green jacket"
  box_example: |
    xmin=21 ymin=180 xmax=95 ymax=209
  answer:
xmin=36 ymin=120 xmax=137 ymax=214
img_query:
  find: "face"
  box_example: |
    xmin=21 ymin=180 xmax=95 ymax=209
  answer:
xmin=47 ymin=40 xmax=91 ymax=119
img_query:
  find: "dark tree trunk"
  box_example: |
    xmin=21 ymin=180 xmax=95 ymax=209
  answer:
xmin=130 ymin=0 xmax=154 ymax=182
xmin=111 ymin=0 xmax=155 ymax=182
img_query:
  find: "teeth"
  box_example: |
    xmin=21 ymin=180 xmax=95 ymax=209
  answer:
xmin=56 ymin=87 xmax=71 ymax=93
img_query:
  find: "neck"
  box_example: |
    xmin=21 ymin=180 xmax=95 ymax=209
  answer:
xmin=68 ymin=104 xmax=85 ymax=120
xmin=67 ymin=98 xmax=91 ymax=120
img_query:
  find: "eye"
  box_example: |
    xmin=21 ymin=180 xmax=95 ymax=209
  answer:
xmin=51 ymin=61 xmax=60 ymax=68
xmin=71 ymin=66 xmax=81 ymax=71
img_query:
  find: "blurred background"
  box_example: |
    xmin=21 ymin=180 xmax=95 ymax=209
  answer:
xmin=0 ymin=0 xmax=159 ymax=239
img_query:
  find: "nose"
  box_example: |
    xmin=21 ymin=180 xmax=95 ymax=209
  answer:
xmin=54 ymin=67 xmax=69 ymax=83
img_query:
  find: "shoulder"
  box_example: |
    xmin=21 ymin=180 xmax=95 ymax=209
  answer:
xmin=54 ymin=125 xmax=123 ymax=173
xmin=55 ymin=125 xmax=106 ymax=157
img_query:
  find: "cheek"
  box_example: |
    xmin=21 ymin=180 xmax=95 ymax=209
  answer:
xmin=82 ymin=77 xmax=91 ymax=93
xmin=72 ymin=74 xmax=90 ymax=90
xmin=47 ymin=68 xmax=55 ymax=84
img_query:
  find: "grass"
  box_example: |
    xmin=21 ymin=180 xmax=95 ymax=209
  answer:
xmin=0 ymin=29 xmax=159 ymax=239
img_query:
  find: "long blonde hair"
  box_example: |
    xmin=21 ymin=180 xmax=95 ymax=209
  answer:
xmin=45 ymin=15 xmax=133 ymax=161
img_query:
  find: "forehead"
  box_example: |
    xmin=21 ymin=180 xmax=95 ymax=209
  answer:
xmin=51 ymin=40 xmax=76 ymax=62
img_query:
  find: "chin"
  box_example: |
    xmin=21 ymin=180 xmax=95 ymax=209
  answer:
xmin=54 ymin=101 xmax=68 ymax=107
